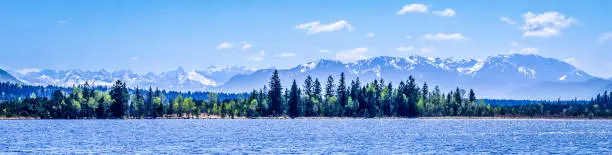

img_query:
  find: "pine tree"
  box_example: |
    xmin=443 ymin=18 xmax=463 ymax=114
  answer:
xmin=448 ymin=91 xmax=456 ymax=116
xmin=288 ymin=80 xmax=300 ymax=118
xmin=422 ymin=82 xmax=429 ymax=101
xmin=313 ymin=78 xmax=322 ymax=99
xmin=132 ymin=88 xmax=145 ymax=117
xmin=146 ymin=87 xmax=153 ymax=117
xmin=284 ymin=88 xmax=290 ymax=115
xmin=109 ymin=80 xmax=129 ymax=118
xmin=350 ymin=78 xmax=361 ymax=114
xmin=325 ymin=75 xmax=335 ymax=99
xmin=268 ymin=70 xmax=283 ymax=116
xmin=469 ymin=89 xmax=476 ymax=103
xmin=337 ymin=72 xmax=348 ymax=108
xmin=454 ymin=87 xmax=463 ymax=104
xmin=303 ymin=76 xmax=313 ymax=97
xmin=303 ymin=76 xmax=313 ymax=116
xmin=406 ymin=76 xmax=418 ymax=117
xmin=82 ymin=81 xmax=92 ymax=99
xmin=350 ymin=78 xmax=360 ymax=100
xmin=137 ymin=89 xmax=146 ymax=116
xmin=51 ymin=90 xmax=65 ymax=118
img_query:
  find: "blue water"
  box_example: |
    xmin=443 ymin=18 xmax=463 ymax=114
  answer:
xmin=0 ymin=119 xmax=610 ymax=154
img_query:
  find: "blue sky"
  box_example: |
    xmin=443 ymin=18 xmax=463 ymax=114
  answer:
xmin=0 ymin=0 xmax=611 ymax=77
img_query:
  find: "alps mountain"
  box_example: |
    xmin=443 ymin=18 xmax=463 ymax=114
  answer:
xmin=2 ymin=54 xmax=609 ymax=99
xmin=216 ymin=54 xmax=606 ymax=99
xmin=5 ymin=66 xmax=255 ymax=91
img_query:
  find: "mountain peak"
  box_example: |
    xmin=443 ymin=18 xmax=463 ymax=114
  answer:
xmin=3 ymin=53 xmax=599 ymax=99
xmin=315 ymin=59 xmax=342 ymax=64
xmin=0 ymin=69 xmax=22 ymax=84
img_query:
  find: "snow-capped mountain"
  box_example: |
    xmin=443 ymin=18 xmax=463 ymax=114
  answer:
xmin=6 ymin=66 xmax=255 ymax=91
xmin=3 ymin=54 xmax=609 ymax=99
xmin=196 ymin=66 xmax=257 ymax=85
xmin=216 ymin=54 xmax=605 ymax=99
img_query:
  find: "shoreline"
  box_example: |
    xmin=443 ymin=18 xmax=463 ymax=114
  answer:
xmin=1 ymin=115 xmax=610 ymax=120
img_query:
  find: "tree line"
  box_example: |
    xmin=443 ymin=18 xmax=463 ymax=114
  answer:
xmin=1 ymin=70 xmax=610 ymax=118
xmin=0 ymin=82 xmax=246 ymax=103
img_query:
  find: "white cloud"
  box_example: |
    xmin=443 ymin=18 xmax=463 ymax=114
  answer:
xmin=420 ymin=47 xmax=434 ymax=53
xmin=423 ymin=33 xmax=466 ymax=41
xmin=242 ymin=43 xmax=252 ymax=50
xmin=335 ymin=48 xmax=368 ymax=62
xmin=396 ymin=46 xmax=415 ymax=52
xmin=130 ymin=56 xmax=139 ymax=60
xmin=397 ymin=3 xmax=429 ymax=15
xmin=319 ymin=50 xmax=330 ymax=53
xmin=16 ymin=68 xmax=41 ymax=75
xmin=598 ymin=32 xmax=612 ymax=43
xmin=500 ymin=17 xmax=516 ymax=25
xmin=366 ymin=33 xmax=375 ymax=37
xmin=511 ymin=41 xmax=519 ymax=46
xmin=406 ymin=36 xmax=412 ymax=39
xmin=521 ymin=12 xmax=576 ymax=37
xmin=275 ymin=53 xmax=296 ymax=57
xmin=295 ymin=20 xmax=353 ymax=34
xmin=247 ymin=50 xmax=265 ymax=61
xmin=432 ymin=9 xmax=456 ymax=17
xmin=217 ymin=42 xmax=233 ymax=49
xmin=513 ymin=48 xmax=538 ymax=54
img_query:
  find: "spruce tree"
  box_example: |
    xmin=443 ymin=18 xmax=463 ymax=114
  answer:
xmin=350 ymin=78 xmax=360 ymax=100
xmin=454 ymin=87 xmax=463 ymax=104
xmin=284 ymin=88 xmax=290 ymax=114
xmin=109 ymin=80 xmax=129 ymax=118
xmin=468 ymin=89 xmax=476 ymax=103
xmin=268 ymin=70 xmax=283 ymax=116
xmin=146 ymin=87 xmax=153 ymax=117
xmin=422 ymin=82 xmax=429 ymax=101
xmin=303 ymin=75 xmax=313 ymax=116
xmin=313 ymin=78 xmax=322 ymax=99
xmin=325 ymin=75 xmax=335 ymax=99
xmin=303 ymin=76 xmax=313 ymax=97
xmin=406 ymin=76 xmax=418 ymax=117
xmin=337 ymin=72 xmax=348 ymax=108
xmin=288 ymin=80 xmax=300 ymax=118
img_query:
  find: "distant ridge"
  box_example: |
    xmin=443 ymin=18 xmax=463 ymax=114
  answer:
xmin=216 ymin=54 xmax=604 ymax=99
xmin=5 ymin=54 xmax=610 ymax=99
xmin=0 ymin=68 xmax=22 ymax=84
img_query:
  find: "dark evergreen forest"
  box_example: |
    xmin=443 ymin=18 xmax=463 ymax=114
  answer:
xmin=1 ymin=70 xmax=610 ymax=118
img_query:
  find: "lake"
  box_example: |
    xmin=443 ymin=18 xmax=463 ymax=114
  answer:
xmin=0 ymin=119 xmax=610 ymax=154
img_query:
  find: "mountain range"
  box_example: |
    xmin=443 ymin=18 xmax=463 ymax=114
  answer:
xmin=1 ymin=54 xmax=610 ymax=100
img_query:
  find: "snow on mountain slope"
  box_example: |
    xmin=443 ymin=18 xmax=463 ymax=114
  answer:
xmin=6 ymin=54 xmax=601 ymax=99
xmin=217 ymin=54 xmax=598 ymax=99
xmin=196 ymin=66 xmax=256 ymax=85
xmin=7 ymin=66 xmax=253 ymax=91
